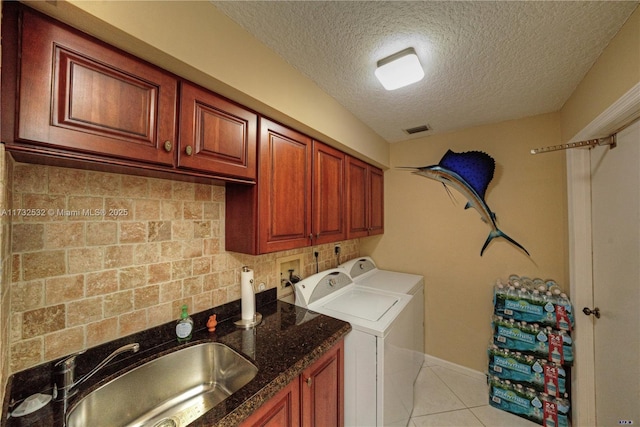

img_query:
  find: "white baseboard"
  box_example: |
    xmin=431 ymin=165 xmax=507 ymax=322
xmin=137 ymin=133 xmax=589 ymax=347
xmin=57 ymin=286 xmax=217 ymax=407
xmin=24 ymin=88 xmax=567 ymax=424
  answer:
xmin=423 ymin=354 xmax=487 ymax=381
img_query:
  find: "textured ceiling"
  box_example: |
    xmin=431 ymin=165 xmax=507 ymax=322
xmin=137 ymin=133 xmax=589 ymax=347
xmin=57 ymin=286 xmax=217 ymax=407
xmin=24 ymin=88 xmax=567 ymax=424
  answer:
xmin=211 ymin=1 xmax=638 ymax=143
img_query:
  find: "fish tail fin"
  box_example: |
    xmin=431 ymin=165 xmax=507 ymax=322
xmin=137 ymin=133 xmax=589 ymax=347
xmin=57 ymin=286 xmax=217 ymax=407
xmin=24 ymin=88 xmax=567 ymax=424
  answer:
xmin=481 ymin=229 xmax=530 ymax=256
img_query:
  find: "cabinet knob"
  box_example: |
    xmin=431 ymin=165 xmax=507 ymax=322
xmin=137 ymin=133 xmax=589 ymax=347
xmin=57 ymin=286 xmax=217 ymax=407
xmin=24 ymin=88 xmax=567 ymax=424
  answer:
xmin=306 ymin=377 xmax=312 ymax=387
xmin=185 ymin=145 xmax=193 ymax=156
xmin=163 ymin=140 xmax=173 ymax=152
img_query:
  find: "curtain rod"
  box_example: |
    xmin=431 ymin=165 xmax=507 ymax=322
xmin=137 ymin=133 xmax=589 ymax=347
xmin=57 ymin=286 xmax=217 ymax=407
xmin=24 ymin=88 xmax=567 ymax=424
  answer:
xmin=530 ymin=136 xmax=616 ymax=155
xmin=530 ymin=114 xmax=639 ymax=155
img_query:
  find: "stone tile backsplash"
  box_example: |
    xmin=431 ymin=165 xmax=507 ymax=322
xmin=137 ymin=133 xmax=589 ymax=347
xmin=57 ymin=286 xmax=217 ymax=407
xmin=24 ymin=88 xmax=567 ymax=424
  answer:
xmin=8 ymin=162 xmax=359 ymax=374
xmin=1 ymin=147 xmax=14 ymax=405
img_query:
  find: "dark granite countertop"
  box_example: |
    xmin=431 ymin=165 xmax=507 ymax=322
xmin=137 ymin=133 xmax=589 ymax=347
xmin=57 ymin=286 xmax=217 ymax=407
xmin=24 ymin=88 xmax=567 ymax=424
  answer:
xmin=2 ymin=289 xmax=351 ymax=426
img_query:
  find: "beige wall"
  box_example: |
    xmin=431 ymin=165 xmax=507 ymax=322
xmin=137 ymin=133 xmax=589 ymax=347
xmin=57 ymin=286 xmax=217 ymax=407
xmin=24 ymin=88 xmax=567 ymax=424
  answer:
xmin=23 ymin=0 xmax=390 ymax=169
xmin=7 ymin=163 xmax=359 ymax=374
xmin=362 ymin=113 xmax=568 ymax=371
xmin=561 ymin=7 xmax=640 ymax=141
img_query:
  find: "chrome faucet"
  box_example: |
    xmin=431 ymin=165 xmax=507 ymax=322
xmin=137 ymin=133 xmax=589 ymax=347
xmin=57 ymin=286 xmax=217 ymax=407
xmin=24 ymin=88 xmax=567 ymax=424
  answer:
xmin=54 ymin=343 xmax=140 ymax=401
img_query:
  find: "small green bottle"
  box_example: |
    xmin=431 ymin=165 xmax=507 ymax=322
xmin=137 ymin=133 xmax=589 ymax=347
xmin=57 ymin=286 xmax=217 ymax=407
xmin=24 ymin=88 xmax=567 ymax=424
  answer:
xmin=176 ymin=304 xmax=194 ymax=342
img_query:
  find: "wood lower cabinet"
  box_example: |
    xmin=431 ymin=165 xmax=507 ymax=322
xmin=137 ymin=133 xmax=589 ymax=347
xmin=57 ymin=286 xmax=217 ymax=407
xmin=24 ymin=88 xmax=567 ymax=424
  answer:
xmin=241 ymin=340 xmax=344 ymax=427
xmin=240 ymin=378 xmax=301 ymax=427
xmin=346 ymin=156 xmax=384 ymax=238
xmin=5 ymin=4 xmax=178 ymax=166
xmin=301 ymin=340 xmax=344 ymax=427
xmin=178 ymin=82 xmax=257 ymax=179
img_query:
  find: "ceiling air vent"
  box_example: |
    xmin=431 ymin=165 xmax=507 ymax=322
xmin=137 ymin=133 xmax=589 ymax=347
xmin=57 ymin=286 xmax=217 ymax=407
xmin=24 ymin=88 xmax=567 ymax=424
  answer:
xmin=403 ymin=124 xmax=431 ymax=135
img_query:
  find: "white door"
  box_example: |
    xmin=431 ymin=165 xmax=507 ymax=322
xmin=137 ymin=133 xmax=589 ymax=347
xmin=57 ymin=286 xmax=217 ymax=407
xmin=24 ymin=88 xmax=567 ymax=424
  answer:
xmin=590 ymin=120 xmax=639 ymax=426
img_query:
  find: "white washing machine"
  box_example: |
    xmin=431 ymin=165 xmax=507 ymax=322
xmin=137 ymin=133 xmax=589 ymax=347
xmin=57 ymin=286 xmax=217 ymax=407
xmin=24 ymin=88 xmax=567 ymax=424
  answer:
xmin=340 ymin=257 xmax=425 ymax=393
xmin=294 ymin=268 xmax=415 ymax=427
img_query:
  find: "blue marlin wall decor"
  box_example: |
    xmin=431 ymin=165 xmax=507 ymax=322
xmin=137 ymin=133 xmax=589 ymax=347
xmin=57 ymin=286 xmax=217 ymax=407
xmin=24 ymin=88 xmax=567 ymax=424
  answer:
xmin=406 ymin=150 xmax=530 ymax=256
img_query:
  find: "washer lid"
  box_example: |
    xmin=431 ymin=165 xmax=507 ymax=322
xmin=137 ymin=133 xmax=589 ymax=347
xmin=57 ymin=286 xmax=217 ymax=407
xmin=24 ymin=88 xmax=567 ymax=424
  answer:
xmin=321 ymin=288 xmax=399 ymax=322
xmin=310 ymin=285 xmax=412 ymax=336
xmin=355 ymin=270 xmax=424 ymax=295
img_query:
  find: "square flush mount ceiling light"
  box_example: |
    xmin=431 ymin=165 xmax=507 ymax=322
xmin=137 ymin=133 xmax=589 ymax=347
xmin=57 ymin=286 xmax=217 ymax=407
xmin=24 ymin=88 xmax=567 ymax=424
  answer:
xmin=375 ymin=47 xmax=424 ymax=91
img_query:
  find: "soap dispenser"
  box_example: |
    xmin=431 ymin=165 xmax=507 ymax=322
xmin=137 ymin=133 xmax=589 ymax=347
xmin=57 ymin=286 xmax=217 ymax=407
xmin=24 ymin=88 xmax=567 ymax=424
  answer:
xmin=176 ymin=305 xmax=194 ymax=342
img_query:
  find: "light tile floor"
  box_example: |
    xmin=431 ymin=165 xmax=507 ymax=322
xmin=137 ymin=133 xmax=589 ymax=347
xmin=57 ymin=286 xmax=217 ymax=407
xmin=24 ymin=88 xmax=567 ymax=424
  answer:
xmin=410 ymin=359 xmax=539 ymax=427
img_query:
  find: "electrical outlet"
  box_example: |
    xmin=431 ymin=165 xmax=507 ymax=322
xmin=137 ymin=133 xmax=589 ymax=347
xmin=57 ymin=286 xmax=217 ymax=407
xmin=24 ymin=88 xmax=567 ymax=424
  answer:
xmin=334 ymin=244 xmax=341 ymax=255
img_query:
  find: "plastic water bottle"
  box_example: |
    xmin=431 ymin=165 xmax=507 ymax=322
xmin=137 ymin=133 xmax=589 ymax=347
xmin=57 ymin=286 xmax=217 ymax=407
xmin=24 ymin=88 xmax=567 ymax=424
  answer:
xmin=541 ymin=291 xmax=556 ymax=322
xmin=554 ymin=292 xmax=572 ymax=330
xmin=520 ymin=276 xmax=534 ymax=290
xmin=545 ymin=291 xmax=556 ymax=303
xmin=546 ymin=279 xmax=562 ymax=294
xmin=494 ymin=280 xmax=506 ymax=310
xmin=512 ymin=280 xmax=522 ymax=291
xmin=517 ymin=285 xmax=530 ymax=300
xmin=557 ymin=293 xmax=572 ymax=314
xmin=531 ymin=289 xmax=543 ymax=304
xmin=494 ymin=280 xmax=506 ymax=300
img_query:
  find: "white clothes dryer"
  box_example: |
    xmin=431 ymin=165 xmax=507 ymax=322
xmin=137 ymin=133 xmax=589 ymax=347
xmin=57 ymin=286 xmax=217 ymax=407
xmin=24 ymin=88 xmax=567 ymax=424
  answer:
xmin=294 ymin=268 xmax=415 ymax=427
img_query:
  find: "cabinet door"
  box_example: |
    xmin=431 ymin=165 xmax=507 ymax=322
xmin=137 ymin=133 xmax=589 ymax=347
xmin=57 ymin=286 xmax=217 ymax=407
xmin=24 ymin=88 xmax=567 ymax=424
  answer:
xmin=313 ymin=141 xmax=346 ymax=245
xmin=15 ymin=8 xmax=177 ymax=165
xmin=368 ymin=166 xmax=384 ymax=235
xmin=178 ymin=82 xmax=257 ymax=180
xmin=258 ymin=118 xmax=312 ymax=253
xmin=240 ymin=378 xmax=300 ymax=427
xmin=301 ymin=340 xmax=344 ymax=427
xmin=346 ymin=156 xmax=384 ymax=238
xmin=346 ymin=156 xmax=370 ymax=238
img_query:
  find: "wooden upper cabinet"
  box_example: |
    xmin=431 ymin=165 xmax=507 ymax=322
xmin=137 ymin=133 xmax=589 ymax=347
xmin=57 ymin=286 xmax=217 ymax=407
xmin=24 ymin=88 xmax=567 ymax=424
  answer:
xmin=258 ymin=118 xmax=313 ymax=253
xmin=346 ymin=155 xmax=384 ymax=238
xmin=225 ymin=123 xmax=353 ymax=255
xmin=225 ymin=122 xmax=384 ymax=255
xmin=313 ymin=142 xmax=346 ymax=245
xmin=14 ymin=6 xmax=177 ymax=166
xmin=178 ymin=82 xmax=257 ymax=180
xmin=368 ymin=166 xmax=385 ymax=235
xmin=346 ymin=157 xmax=369 ymax=237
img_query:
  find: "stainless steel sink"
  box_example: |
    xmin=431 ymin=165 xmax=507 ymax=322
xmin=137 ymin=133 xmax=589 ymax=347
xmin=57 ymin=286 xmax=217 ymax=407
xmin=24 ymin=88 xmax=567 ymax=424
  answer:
xmin=66 ymin=342 xmax=258 ymax=427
